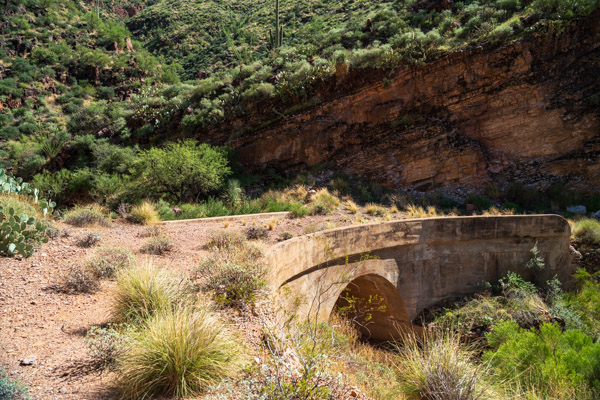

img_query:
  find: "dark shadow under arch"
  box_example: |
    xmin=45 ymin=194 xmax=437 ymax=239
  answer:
xmin=332 ymin=273 xmax=411 ymax=342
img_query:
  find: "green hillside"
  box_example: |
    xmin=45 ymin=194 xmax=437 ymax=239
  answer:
xmin=0 ymin=0 xmax=597 ymax=208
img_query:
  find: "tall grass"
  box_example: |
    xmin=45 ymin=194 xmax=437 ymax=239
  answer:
xmin=572 ymin=218 xmax=600 ymax=246
xmin=117 ymin=305 xmax=245 ymax=399
xmin=394 ymin=330 xmax=500 ymax=400
xmin=112 ymin=262 xmax=190 ymax=323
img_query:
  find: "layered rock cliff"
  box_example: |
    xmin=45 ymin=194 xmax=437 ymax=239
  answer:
xmin=203 ymin=12 xmax=600 ymax=193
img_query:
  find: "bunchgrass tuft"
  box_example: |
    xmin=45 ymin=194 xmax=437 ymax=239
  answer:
xmin=116 ymin=305 xmax=245 ymax=399
xmin=112 ymin=262 xmax=190 ymax=323
xmin=128 ymin=201 xmax=161 ymax=225
xmin=394 ymin=329 xmax=500 ymax=400
xmin=405 ymin=204 xmax=440 ymax=218
xmin=308 ymin=189 xmax=340 ymax=215
xmin=365 ymin=203 xmax=389 ymax=217
xmin=572 ymin=218 xmax=600 ymax=246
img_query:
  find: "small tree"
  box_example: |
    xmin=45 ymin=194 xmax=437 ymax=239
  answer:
xmin=135 ymin=141 xmax=231 ymax=203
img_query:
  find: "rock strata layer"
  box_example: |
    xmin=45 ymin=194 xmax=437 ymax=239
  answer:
xmin=203 ymin=13 xmax=600 ymax=192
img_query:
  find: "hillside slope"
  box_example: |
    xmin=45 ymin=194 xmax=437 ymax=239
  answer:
xmin=195 ymin=11 xmax=600 ymax=193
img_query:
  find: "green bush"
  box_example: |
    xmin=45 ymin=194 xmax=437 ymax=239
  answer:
xmin=0 ymin=126 xmax=20 ymax=140
xmin=504 ymin=183 xmax=546 ymax=211
xmin=116 ymin=306 xmax=245 ymax=399
xmin=0 ymin=367 xmax=29 ymax=400
xmin=484 ymin=321 xmax=600 ymax=398
xmin=466 ymin=194 xmax=492 ymax=211
xmin=133 ymin=141 xmax=231 ymax=203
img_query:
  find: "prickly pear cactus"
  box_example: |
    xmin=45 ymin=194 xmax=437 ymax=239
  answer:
xmin=0 ymin=168 xmax=32 ymax=196
xmin=0 ymin=206 xmax=48 ymax=257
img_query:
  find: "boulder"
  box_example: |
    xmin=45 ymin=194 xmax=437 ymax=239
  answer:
xmin=567 ymin=205 xmax=587 ymax=214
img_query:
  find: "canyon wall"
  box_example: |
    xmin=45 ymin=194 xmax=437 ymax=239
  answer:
xmin=210 ymin=13 xmax=600 ymax=192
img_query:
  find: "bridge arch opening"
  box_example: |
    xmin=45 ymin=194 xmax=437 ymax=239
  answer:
xmin=332 ymin=273 xmax=411 ymax=342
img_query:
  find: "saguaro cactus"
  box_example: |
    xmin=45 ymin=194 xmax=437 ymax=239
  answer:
xmin=269 ymin=0 xmax=284 ymax=48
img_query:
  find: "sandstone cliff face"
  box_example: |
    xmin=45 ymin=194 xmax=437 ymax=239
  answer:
xmin=206 ymin=13 xmax=600 ymax=192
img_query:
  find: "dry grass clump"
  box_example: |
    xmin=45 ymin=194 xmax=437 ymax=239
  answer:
xmin=308 ymin=188 xmax=340 ymax=215
xmin=64 ymin=205 xmax=110 ymax=227
xmin=204 ymin=230 xmax=246 ymax=250
xmin=140 ymin=235 xmax=173 ymax=255
xmin=365 ymin=203 xmax=389 ymax=217
xmin=52 ymin=265 xmax=99 ymax=294
xmin=112 ymin=262 xmax=190 ymax=323
xmin=279 ymin=185 xmax=309 ymax=203
xmin=394 ymin=330 xmax=501 ymax=400
xmin=76 ymin=232 xmax=102 ymax=248
xmin=573 ymin=218 xmax=600 ymax=246
xmin=117 ymin=305 xmax=245 ymax=399
xmin=128 ymin=201 xmax=160 ymax=225
xmin=85 ymin=247 xmax=135 ymax=279
xmin=405 ymin=204 xmax=440 ymax=218
xmin=343 ymin=199 xmax=359 ymax=214
xmin=482 ymin=206 xmax=515 ymax=216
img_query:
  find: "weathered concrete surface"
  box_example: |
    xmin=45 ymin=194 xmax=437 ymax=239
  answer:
xmin=266 ymin=215 xmax=573 ymax=340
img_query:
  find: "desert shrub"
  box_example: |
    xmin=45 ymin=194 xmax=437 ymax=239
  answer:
xmin=365 ymin=203 xmax=388 ymax=217
xmin=128 ymin=201 xmax=160 ymax=225
xmin=116 ymin=306 xmax=244 ymax=399
xmin=112 ymin=262 xmax=190 ymax=323
xmin=133 ymin=141 xmax=231 ymax=203
xmin=63 ymin=206 xmax=109 ymax=227
xmin=76 ymin=233 xmax=102 ymax=248
xmin=562 ymin=270 xmax=600 ymax=337
xmin=308 ymin=188 xmax=340 ymax=215
xmin=279 ymin=231 xmax=293 ymax=241
xmin=85 ymin=247 xmax=135 ymax=279
xmin=484 ymin=321 xmax=600 ymax=398
xmin=244 ymin=225 xmax=268 ymax=240
xmin=586 ymin=195 xmax=600 ymax=212
xmin=197 ymin=260 xmax=267 ymax=308
xmin=86 ymin=324 xmax=128 ymax=370
xmin=394 ymin=330 xmax=500 ymax=400
xmin=466 ymin=194 xmax=492 ymax=211
xmin=140 ymin=235 xmax=173 ymax=255
xmin=52 ymin=265 xmax=99 ymax=294
xmin=504 ymin=183 xmax=545 ymax=211
xmin=205 ymin=230 xmax=245 ymax=250
xmin=0 ymin=126 xmax=21 ymax=140
xmin=0 ymin=367 xmax=29 ymax=400
xmin=572 ymin=218 xmax=600 ymax=246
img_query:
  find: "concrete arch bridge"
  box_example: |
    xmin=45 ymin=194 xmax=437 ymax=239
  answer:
xmin=265 ymin=215 xmax=573 ymax=341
